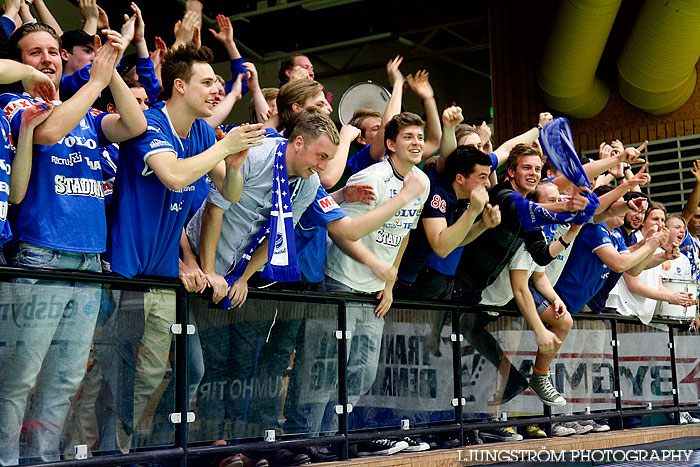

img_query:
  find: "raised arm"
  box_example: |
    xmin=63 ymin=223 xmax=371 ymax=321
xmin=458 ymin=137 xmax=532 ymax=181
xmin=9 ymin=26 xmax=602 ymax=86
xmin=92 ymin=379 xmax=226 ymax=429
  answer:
xmin=203 ymin=73 xmax=242 ymax=129
xmin=492 ymin=112 xmax=553 ymax=168
xmin=320 ymin=124 xmax=359 ymax=188
xmin=33 ymin=32 xmax=121 ymax=145
xmin=79 ymin=0 xmax=99 ymax=35
xmin=29 ymin=0 xmax=63 ymax=36
xmin=682 ymin=160 xmax=700 ymax=224
xmin=369 ymin=55 xmax=404 ymax=161
xmin=406 ymin=69 xmax=441 ymax=160
xmin=436 ymin=105 xmax=463 ymax=173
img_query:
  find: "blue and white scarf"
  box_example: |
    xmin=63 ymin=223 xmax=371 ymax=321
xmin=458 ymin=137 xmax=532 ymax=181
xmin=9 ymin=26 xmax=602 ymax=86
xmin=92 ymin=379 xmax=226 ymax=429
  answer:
xmin=512 ymin=190 xmax=600 ymax=232
xmin=220 ymin=140 xmax=300 ymax=308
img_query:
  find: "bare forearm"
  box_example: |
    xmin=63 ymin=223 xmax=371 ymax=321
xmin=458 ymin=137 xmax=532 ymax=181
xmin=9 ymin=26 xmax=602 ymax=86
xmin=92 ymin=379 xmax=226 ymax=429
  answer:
xmin=32 ymin=0 xmax=62 ymax=35
xmin=33 ymin=81 xmax=103 ymax=144
xmin=203 ymin=91 xmax=237 ymax=129
xmin=320 ymin=134 xmax=352 ymax=188
xmin=682 ymin=181 xmax=700 ymax=223
xmin=8 ymin=123 xmax=34 ymax=204
xmin=216 ymin=166 xmax=243 ymax=203
xmin=430 ymin=207 xmax=480 ymax=257
xmin=199 ymin=204 xmax=224 ymax=273
xmin=421 ymin=97 xmax=441 ymax=159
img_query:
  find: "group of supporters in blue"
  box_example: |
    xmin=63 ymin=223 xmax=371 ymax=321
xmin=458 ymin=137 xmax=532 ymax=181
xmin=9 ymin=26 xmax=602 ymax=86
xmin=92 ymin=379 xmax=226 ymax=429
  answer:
xmin=0 ymin=2 xmax=697 ymax=465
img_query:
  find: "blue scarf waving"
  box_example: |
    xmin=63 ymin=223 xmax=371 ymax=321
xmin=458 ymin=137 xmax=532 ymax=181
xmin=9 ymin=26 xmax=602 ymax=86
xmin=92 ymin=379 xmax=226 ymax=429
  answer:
xmin=511 ymin=190 xmax=600 ymax=232
xmin=219 ymin=140 xmax=300 ymax=308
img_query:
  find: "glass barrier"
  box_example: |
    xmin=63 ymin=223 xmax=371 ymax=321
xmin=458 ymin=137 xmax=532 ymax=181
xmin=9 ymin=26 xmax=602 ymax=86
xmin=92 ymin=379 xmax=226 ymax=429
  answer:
xmin=672 ymin=323 xmax=700 ymax=406
xmin=0 ymin=279 xmax=177 ymax=464
xmin=459 ymin=312 xmax=539 ymax=421
xmin=617 ymin=321 xmax=674 ymax=410
xmin=189 ymin=295 xmax=340 ymax=442
xmin=550 ymin=318 xmax=615 ymax=416
xmin=346 ymin=306 xmax=455 ymax=431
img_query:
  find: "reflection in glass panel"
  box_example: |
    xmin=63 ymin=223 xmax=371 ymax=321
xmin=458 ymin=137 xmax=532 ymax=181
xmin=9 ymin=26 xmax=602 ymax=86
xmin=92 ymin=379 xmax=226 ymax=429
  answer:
xmin=549 ymin=319 xmax=615 ymax=415
xmin=189 ymin=296 xmax=338 ymax=442
xmin=672 ymin=324 xmax=699 ymax=405
xmin=460 ymin=313 xmax=538 ymax=419
xmin=0 ymin=280 xmax=176 ymax=464
xmin=349 ymin=308 xmax=454 ymax=431
xmin=617 ymin=322 xmax=673 ymax=408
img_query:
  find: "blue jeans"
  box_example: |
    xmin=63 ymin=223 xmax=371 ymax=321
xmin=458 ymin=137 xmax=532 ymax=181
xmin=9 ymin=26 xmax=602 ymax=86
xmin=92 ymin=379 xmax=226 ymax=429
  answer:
xmin=284 ymin=276 xmax=384 ymax=434
xmin=0 ymin=242 xmax=100 ymax=465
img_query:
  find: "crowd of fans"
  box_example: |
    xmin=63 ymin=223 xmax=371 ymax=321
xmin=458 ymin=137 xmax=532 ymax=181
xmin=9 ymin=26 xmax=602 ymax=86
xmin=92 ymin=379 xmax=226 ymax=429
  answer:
xmin=0 ymin=1 xmax=697 ymax=465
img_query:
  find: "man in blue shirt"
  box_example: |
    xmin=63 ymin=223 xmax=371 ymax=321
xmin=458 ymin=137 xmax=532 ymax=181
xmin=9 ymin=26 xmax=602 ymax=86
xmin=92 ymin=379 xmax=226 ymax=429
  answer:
xmin=0 ymin=23 xmax=146 ymax=464
xmin=105 ymin=43 xmax=264 ymax=452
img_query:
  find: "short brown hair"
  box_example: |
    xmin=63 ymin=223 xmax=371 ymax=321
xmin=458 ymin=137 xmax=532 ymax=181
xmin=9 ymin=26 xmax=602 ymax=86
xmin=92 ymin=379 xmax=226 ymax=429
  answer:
xmin=667 ymin=214 xmax=687 ymax=228
xmin=278 ymin=54 xmax=306 ymax=86
xmin=349 ymin=108 xmax=381 ymax=137
xmin=160 ymin=44 xmax=214 ymax=100
xmin=288 ymin=108 xmax=340 ymax=146
xmin=384 ymin=112 xmax=425 ymax=152
xmin=506 ymin=143 xmax=545 ymax=174
xmin=249 ymin=87 xmax=278 ymax=123
xmin=9 ymin=23 xmax=61 ymax=62
xmin=645 ymin=201 xmax=667 ymax=220
xmin=277 ymin=79 xmax=325 ymax=130
xmin=455 ymin=123 xmax=478 ymax=145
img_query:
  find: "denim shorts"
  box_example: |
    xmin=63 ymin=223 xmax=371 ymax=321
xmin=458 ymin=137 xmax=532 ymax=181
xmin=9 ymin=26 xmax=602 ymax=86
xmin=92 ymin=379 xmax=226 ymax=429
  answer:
xmin=528 ymin=281 xmax=551 ymax=315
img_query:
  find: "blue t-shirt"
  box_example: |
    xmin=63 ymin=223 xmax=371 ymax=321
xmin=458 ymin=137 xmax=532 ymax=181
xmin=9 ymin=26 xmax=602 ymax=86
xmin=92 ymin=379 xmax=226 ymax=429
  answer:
xmin=680 ymin=230 xmax=700 ymax=281
xmin=422 ymin=152 xmax=498 ymax=277
xmin=346 ymin=144 xmax=375 ymax=176
xmin=294 ymin=186 xmax=346 ymax=283
xmin=100 ymin=143 xmax=119 ymax=206
xmin=0 ymin=115 xmax=13 ymax=247
xmin=106 ymin=104 xmax=215 ymax=278
xmin=587 ymin=226 xmax=638 ymax=312
xmin=555 ymin=223 xmax=628 ymax=313
xmin=398 ymin=173 xmax=466 ymax=281
xmin=1 ymin=92 xmax=109 ymax=253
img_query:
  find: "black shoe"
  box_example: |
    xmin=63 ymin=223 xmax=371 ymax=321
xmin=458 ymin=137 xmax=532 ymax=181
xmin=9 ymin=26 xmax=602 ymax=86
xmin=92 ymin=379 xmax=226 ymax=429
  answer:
xmin=402 ymin=436 xmax=431 ymax=452
xmin=465 ymin=431 xmax=483 ymax=445
xmin=356 ymin=439 xmax=409 ymax=456
xmin=488 ymin=366 xmax=529 ymax=406
xmin=481 ymin=427 xmax=523 ymax=443
xmin=263 ymin=449 xmax=310 ymax=466
xmin=299 ymin=445 xmax=338 ymax=462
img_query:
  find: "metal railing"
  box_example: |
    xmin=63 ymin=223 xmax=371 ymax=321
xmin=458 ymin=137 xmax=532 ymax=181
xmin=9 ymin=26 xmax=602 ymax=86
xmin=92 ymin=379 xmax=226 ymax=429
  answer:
xmin=0 ymin=266 xmax=697 ymax=466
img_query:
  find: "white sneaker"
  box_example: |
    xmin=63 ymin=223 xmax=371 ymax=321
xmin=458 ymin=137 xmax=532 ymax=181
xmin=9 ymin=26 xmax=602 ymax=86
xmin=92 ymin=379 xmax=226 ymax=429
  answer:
xmin=551 ymin=423 xmax=576 ymax=437
xmin=681 ymin=412 xmax=700 ymax=424
xmin=560 ymin=421 xmax=593 ymax=435
xmin=578 ymin=419 xmax=610 ymax=432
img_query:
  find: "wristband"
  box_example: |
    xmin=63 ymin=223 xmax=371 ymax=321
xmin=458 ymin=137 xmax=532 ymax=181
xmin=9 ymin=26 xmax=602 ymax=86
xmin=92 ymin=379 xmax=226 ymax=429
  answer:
xmin=536 ymin=124 xmax=543 ymax=133
xmin=559 ymin=237 xmax=570 ymax=249
xmin=616 ymin=176 xmax=625 ymax=183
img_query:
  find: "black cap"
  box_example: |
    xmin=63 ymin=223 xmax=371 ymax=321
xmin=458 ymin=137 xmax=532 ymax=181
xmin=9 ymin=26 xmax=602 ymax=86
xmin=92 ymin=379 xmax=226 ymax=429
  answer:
xmin=60 ymin=30 xmax=94 ymax=51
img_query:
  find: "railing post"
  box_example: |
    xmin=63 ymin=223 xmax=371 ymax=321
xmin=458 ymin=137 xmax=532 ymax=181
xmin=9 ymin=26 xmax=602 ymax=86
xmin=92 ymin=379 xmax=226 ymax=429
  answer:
xmin=175 ymin=287 xmax=189 ymax=467
xmin=610 ymin=318 xmax=623 ymax=429
xmin=452 ymin=307 xmax=464 ymax=445
xmin=668 ymin=325 xmax=680 ymax=414
xmin=336 ymin=300 xmax=349 ymax=461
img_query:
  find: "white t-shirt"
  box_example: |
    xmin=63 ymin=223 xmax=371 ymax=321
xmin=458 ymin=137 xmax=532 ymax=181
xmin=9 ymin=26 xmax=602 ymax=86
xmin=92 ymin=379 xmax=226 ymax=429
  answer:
xmin=324 ymin=158 xmax=430 ymax=293
xmin=545 ymin=223 xmax=577 ymax=287
xmin=480 ymin=243 xmax=544 ymax=307
xmin=608 ymin=232 xmax=660 ymax=324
